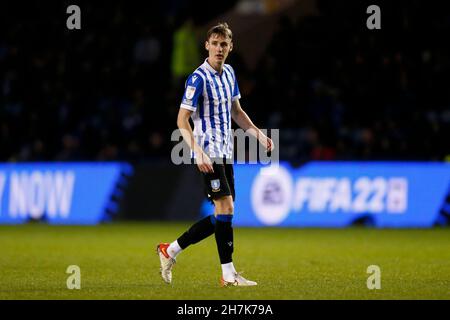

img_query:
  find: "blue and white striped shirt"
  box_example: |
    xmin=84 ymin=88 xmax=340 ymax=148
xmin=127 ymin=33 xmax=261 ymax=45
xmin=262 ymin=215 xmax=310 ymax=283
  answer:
xmin=180 ymin=58 xmax=241 ymax=159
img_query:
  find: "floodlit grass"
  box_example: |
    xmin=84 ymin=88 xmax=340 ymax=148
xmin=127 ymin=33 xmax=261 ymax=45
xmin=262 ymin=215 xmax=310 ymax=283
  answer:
xmin=0 ymin=223 xmax=449 ymax=299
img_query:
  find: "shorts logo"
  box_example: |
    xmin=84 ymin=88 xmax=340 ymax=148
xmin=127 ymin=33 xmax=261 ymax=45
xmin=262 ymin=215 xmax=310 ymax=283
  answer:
xmin=185 ymin=86 xmax=196 ymax=100
xmin=211 ymin=179 xmax=221 ymax=192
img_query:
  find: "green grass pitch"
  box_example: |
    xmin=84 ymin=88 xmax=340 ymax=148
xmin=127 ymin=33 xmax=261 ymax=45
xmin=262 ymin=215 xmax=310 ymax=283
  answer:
xmin=0 ymin=222 xmax=449 ymax=299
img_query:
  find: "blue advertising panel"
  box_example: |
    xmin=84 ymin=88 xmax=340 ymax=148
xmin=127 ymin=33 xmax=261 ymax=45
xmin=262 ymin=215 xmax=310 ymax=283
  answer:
xmin=202 ymin=162 xmax=450 ymax=227
xmin=0 ymin=162 xmax=132 ymax=224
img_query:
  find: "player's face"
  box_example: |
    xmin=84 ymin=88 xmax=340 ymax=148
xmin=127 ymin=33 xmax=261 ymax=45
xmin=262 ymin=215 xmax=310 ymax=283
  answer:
xmin=205 ymin=34 xmax=233 ymax=65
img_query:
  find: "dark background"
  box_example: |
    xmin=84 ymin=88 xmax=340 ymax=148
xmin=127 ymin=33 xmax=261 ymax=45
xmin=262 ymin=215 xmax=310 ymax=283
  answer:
xmin=1 ymin=0 xmax=449 ymax=165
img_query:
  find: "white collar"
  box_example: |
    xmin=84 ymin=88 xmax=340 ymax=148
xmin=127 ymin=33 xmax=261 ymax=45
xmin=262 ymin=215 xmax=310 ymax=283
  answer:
xmin=203 ymin=58 xmax=222 ymax=75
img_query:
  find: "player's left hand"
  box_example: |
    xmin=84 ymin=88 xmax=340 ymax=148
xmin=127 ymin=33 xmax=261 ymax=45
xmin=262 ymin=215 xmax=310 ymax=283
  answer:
xmin=259 ymin=135 xmax=274 ymax=152
xmin=266 ymin=137 xmax=274 ymax=152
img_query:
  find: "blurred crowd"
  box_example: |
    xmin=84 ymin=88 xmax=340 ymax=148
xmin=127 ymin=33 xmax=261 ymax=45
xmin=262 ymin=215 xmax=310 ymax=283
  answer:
xmin=1 ymin=0 xmax=449 ymax=163
xmin=247 ymin=0 xmax=450 ymax=161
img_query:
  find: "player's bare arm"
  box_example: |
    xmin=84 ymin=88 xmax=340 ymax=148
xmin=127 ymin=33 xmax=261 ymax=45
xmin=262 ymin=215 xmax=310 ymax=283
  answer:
xmin=231 ymin=99 xmax=274 ymax=152
xmin=177 ymin=108 xmax=214 ymax=173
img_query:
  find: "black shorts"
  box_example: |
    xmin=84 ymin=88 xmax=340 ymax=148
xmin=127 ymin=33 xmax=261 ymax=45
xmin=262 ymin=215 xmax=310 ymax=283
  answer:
xmin=202 ymin=161 xmax=235 ymax=204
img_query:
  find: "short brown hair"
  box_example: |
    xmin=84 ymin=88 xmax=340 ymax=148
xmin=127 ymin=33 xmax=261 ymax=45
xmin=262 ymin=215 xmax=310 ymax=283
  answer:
xmin=206 ymin=22 xmax=233 ymax=41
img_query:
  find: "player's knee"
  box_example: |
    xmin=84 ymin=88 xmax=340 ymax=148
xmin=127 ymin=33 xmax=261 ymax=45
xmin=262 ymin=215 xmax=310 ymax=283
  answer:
xmin=223 ymin=202 xmax=234 ymax=214
xmin=215 ymin=197 xmax=234 ymax=214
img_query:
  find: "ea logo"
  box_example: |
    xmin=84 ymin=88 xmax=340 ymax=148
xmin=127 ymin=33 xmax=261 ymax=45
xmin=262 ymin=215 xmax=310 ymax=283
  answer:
xmin=251 ymin=166 xmax=293 ymax=225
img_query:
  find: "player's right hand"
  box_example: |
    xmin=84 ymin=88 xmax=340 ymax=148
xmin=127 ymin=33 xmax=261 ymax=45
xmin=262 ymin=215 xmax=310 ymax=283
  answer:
xmin=197 ymin=152 xmax=214 ymax=173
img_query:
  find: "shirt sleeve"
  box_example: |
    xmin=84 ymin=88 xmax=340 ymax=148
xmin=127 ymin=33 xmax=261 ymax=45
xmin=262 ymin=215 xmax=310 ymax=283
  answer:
xmin=180 ymin=73 xmax=203 ymax=111
xmin=232 ymin=76 xmax=241 ymax=101
xmin=228 ymin=65 xmax=241 ymax=101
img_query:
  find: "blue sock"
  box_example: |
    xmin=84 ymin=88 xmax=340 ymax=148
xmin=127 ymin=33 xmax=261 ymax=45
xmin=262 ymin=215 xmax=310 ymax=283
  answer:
xmin=177 ymin=215 xmax=216 ymax=249
xmin=216 ymin=214 xmax=233 ymax=223
xmin=214 ymin=214 xmax=234 ymax=264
